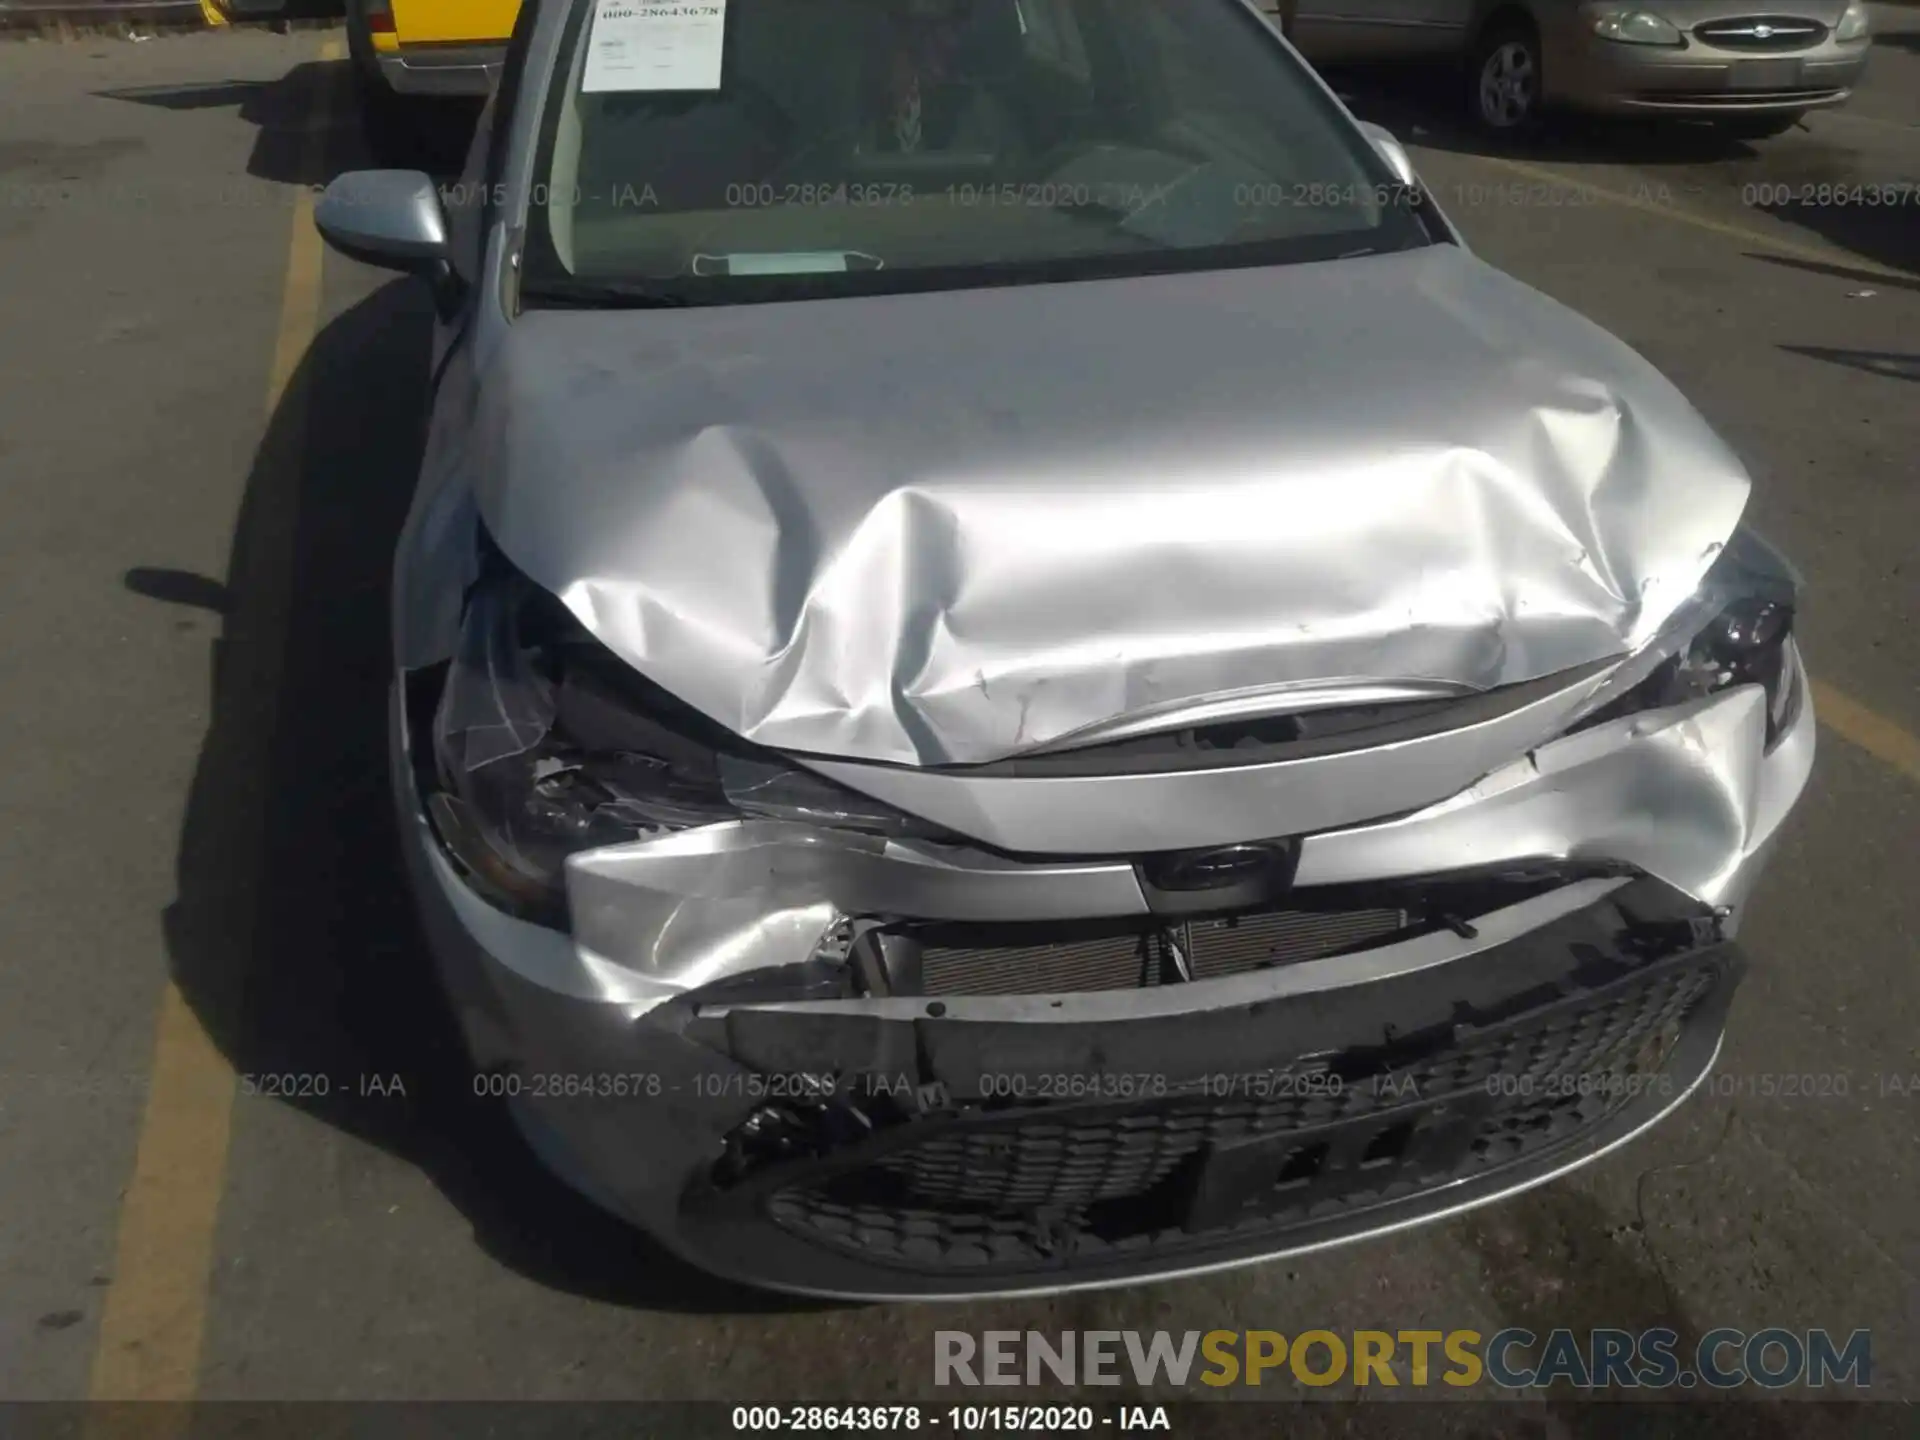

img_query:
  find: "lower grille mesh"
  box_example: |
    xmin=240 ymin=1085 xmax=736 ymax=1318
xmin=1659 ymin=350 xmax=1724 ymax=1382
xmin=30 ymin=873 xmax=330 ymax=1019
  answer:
xmin=758 ymin=954 xmax=1721 ymax=1275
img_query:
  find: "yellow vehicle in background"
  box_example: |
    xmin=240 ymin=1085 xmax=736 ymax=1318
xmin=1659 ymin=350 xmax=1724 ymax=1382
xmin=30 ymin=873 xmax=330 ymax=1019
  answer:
xmin=345 ymin=0 xmax=517 ymax=158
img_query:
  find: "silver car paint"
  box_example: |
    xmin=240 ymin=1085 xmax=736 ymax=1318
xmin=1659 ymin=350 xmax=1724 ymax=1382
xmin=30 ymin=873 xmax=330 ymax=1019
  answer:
xmin=314 ymin=169 xmax=451 ymax=266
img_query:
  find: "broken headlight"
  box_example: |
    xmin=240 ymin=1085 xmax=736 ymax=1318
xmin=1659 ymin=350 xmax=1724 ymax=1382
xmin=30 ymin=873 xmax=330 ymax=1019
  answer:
xmin=1571 ymin=524 xmax=1802 ymax=746
xmin=425 ymin=551 xmax=948 ymax=921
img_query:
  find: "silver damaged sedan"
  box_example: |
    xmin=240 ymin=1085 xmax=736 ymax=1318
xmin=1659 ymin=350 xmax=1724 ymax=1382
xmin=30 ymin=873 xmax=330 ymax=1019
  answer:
xmin=316 ymin=0 xmax=1814 ymax=1298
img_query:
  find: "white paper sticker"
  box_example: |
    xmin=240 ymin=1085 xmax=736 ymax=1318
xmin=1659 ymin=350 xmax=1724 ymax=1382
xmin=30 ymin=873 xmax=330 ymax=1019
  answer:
xmin=581 ymin=0 xmax=727 ymax=94
xmin=723 ymin=253 xmax=852 ymax=275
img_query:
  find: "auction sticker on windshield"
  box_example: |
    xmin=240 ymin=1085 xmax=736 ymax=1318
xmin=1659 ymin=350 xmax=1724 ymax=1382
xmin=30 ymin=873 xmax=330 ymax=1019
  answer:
xmin=582 ymin=0 xmax=727 ymax=93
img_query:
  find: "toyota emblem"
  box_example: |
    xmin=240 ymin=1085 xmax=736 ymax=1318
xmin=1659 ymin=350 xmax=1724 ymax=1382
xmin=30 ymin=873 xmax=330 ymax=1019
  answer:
xmin=1147 ymin=843 xmax=1290 ymax=891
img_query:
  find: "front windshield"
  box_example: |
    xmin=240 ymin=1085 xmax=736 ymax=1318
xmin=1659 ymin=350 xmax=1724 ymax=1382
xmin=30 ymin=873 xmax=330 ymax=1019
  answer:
xmin=523 ymin=0 xmax=1428 ymax=303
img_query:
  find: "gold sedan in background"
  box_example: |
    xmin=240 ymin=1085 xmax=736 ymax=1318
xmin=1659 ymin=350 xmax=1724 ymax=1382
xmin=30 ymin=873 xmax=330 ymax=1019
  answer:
xmin=1267 ymin=0 xmax=1871 ymax=136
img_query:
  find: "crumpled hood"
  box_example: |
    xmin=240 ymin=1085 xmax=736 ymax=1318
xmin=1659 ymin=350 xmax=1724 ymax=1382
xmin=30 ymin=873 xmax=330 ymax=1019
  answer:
xmin=470 ymin=244 xmax=1749 ymax=768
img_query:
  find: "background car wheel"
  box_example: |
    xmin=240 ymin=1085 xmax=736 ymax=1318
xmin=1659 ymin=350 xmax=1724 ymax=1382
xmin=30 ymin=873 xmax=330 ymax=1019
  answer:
xmin=1470 ymin=21 xmax=1543 ymax=135
xmin=1716 ymin=111 xmax=1806 ymax=141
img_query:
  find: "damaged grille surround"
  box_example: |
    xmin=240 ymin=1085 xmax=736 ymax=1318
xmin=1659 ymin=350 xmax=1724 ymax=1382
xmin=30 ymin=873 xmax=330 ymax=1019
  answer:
xmin=909 ymin=905 xmax=1412 ymax=996
xmin=840 ymin=863 xmax=1582 ymax=1000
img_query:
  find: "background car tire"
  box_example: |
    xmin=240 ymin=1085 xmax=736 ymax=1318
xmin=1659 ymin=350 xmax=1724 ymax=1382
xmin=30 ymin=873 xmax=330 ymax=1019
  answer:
xmin=1716 ymin=111 xmax=1806 ymax=141
xmin=1469 ymin=19 xmax=1544 ymax=135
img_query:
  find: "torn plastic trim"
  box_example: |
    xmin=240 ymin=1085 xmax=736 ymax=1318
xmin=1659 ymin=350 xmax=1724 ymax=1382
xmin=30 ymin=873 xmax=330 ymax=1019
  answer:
xmin=568 ymin=823 xmax=1148 ymax=928
xmin=1299 ymin=656 xmax=1813 ymax=912
xmin=931 ymin=659 xmax=1611 ymax=780
xmin=1563 ymin=523 xmax=1803 ymax=735
xmin=664 ymin=877 xmax=1736 ymax=1299
xmin=1014 ymin=675 xmax=1484 ymax=756
xmin=793 ymin=658 xmax=1618 ymax=854
xmin=421 ymin=858 xmax=1733 ymax=1300
xmin=695 ymin=875 xmax=1633 ymax=1023
xmin=399 ymin=664 xmax=1807 ymax=1021
xmin=416 ymin=546 xmax=973 ymax=922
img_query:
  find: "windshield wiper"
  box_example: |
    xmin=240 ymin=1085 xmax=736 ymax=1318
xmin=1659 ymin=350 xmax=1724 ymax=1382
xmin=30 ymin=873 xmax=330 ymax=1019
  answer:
xmin=521 ymin=278 xmax=693 ymax=309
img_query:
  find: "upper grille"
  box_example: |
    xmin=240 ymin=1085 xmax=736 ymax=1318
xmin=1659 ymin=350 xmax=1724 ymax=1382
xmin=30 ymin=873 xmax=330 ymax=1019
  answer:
xmin=1693 ymin=16 xmax=1828 ymax=50
xmin=916 ymin=907 xmax=1407 ymax=996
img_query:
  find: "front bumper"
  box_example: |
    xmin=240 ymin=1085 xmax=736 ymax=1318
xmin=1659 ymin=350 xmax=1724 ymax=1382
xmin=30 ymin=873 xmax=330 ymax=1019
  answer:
xmin=375 ymin=43 xmax=504 ymax=98
xmin=390 ymin=655 xmax=1812 ymax=1298
xmin=1548 ymin=28 xmax=1869 ymax=115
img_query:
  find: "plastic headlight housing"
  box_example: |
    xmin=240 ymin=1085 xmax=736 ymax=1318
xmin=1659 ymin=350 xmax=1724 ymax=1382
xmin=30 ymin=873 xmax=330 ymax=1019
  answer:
xmin=1591 ymin=9 xmax=1686 ymax=44
xmin=1570 ymin=525 xmax=1802 ymax=747
xmin=1653 ymin=595 xmax=1798 ymax=736
xmin=426 ymin=550 xmax=951 ymax=921
xmin=1834 ymin=3 xmax=1870 ymax=42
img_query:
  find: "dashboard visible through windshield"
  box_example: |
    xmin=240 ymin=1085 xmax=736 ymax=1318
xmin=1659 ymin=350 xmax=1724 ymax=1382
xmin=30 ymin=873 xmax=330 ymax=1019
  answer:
xmin=522 ymin=0 xmax=1430 ymax=304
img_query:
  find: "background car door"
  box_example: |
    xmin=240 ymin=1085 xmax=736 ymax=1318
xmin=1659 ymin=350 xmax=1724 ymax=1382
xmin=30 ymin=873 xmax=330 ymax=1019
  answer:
xmin=1284 ymin=0 xmax=1476 ymax=65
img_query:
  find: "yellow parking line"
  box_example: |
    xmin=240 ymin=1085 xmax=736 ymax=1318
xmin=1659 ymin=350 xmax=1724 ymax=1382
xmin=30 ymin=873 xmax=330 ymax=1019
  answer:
xmin=267 ymin=173 xmax=328 ymax=409
xmin=1471 ymin=152 xmax=1918 ymax=281
xmin=1813 ymin=681 xmax=1920 ymax=786
xmin=86 ymin=35 xmax=343 ymax=1408
xmin=84 ymin=985 xmax=237 ymax=1403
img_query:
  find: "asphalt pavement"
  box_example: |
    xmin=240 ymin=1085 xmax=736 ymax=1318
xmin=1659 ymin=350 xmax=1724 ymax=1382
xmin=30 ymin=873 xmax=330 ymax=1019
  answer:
xmin=0 ymin=13 xmax=1915 ymax=1429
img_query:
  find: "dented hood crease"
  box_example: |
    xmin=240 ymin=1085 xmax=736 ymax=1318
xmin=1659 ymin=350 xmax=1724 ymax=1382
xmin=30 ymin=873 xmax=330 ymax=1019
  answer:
xmin=468 ymin=245 xmax=1749 ymax=767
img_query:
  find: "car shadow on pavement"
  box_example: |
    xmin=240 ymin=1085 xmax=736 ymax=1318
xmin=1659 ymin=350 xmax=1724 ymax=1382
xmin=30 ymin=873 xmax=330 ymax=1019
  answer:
xmin=1449 ymin=1145 xmax=1862 ymax=1438
xmin=98 ymin=57 xmax=480 ymax=189
xmin=138 ymin=276 xmax=827 ymax=1318
xmin=1743 ymin=199 xmax=1920 ymax=281
xmin=1778 ymin=343 xmax=1920 ymax=380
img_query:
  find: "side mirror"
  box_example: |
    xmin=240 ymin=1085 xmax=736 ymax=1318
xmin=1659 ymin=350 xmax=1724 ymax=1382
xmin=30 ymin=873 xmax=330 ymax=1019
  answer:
xmin=314 ymin=169 xmax=449 ymax=274
xmin=1357 ymin=121 xmax=1417 ymax=189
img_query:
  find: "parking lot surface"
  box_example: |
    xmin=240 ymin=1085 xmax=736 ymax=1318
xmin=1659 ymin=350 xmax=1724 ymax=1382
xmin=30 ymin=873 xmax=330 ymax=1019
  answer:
xmin=0 ymin=11 xmax=1915 ymax=1427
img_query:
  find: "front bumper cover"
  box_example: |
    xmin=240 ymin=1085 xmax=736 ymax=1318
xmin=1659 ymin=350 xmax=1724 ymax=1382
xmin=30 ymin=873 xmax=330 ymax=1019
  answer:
xmin=375 ymin=44 xmax=504 ymax=98
xmin=1550 ymin=30 xmax=1869 ymax=115
xmin=409 ymin=839 xmax=1738 ymax=1297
